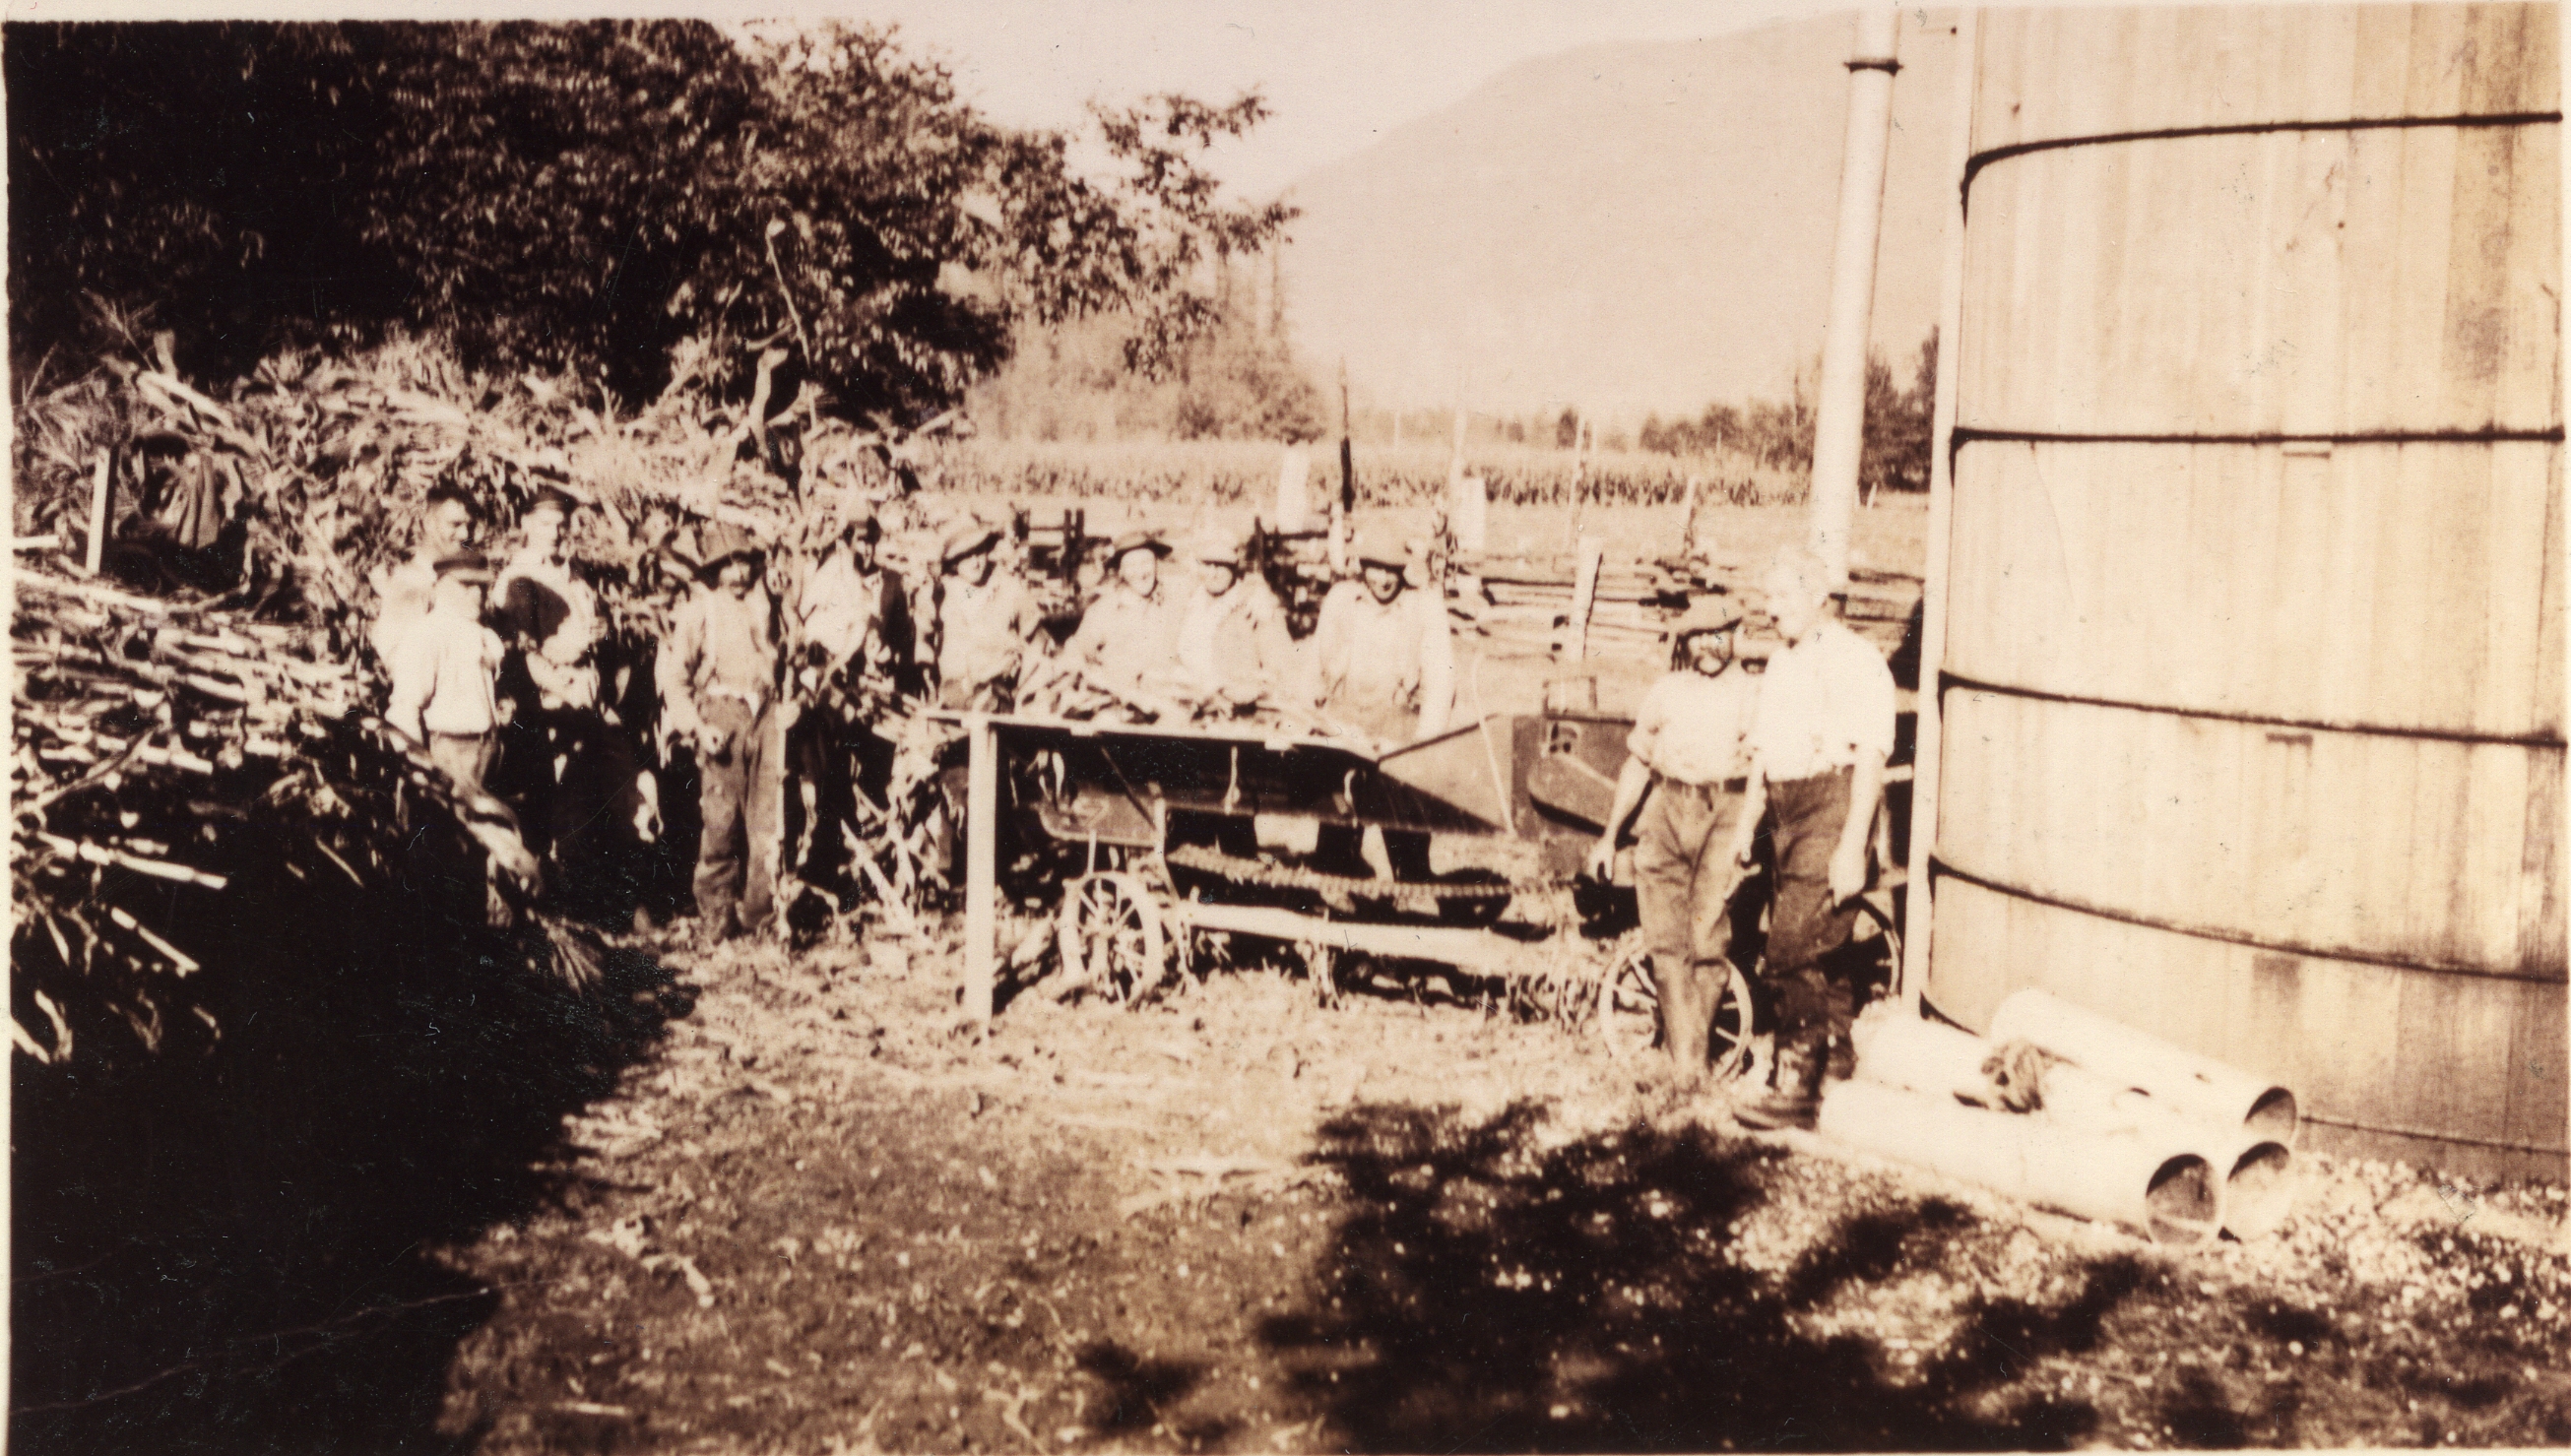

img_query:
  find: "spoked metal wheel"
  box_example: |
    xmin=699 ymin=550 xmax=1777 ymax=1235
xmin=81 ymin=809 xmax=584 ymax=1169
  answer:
xmin=1596 ymin=940 xmax=1760 ymax=1080
xmin=1057 ymin=872 xmax=1171 ymax=1005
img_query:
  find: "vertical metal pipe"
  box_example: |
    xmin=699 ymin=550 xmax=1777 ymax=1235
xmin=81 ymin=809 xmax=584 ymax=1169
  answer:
xmin=1807 ymin=7 xmax=1902 ymax=589
xmin=964 ymin=713 xmax=997 ymax=1027
xmin=1900 ymin=6 xmax=1976 ymax=1007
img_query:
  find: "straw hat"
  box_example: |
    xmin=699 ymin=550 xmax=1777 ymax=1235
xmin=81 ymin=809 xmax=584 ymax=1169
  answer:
xmin=1106 ymin=530 xmax=1171 ymax=564
xmin=1670 ymin=595 xmax=1746 ymax=638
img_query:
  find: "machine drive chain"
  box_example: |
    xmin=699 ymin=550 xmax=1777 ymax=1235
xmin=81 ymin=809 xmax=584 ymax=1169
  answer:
xmin=1161 ymin=844 xmax=1575 ymax=911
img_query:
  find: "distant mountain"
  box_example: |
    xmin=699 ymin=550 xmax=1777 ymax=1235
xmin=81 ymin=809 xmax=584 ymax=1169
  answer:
xmin=1279 ymin=13 xmax=1958 ymax=419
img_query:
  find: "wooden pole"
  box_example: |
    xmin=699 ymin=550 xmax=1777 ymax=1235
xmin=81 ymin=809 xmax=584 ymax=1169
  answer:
xmin=1808 ymin=7 xmax=1903 ymax=590
xmin=83 ymin=449 xmax=113 ymax=575
xmin=1568 ymin=535 xmax=1604 ymax=664
xmin=964 ymin=712 xmax=997 ymax=1027
xmin=1333 ymin=359 xmax=1353 ymax=573
xmin=1899 ymin=4 xmax=1973 ymax=1013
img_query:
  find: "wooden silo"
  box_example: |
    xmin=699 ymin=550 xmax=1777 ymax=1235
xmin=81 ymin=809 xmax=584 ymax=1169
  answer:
xmin=1920 ymin=4 xmax=2565 ymax=1181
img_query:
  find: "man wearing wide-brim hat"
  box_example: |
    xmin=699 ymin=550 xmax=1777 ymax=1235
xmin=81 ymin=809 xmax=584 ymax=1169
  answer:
xmin=1586 ymin=592 xmax=1761 ymax=1090
xmin=1026 ymin=529 xmax=1182 ymax=716
xmin=933 ymin=517 xmax=1041 ymax=713
xmin=655 ymin=520 xmax=783 ymax=942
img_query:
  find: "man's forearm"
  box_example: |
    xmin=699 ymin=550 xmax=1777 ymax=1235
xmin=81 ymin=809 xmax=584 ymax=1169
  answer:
xmin=1601 ymin=756 xmax=1651 ymax=845
xmin=1838 ymin=755 xmax=1886 ymax=858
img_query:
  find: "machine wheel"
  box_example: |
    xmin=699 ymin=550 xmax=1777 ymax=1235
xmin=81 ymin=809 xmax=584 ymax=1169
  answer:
xmin=1058 ymin=872 xmax=1170 ymax=1005
xmin=1596 ymin=942 xmax=1759 ymax=1080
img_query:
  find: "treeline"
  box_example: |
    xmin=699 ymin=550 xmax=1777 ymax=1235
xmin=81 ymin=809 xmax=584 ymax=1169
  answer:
xmin=6 ymin=21 xmax=1286 ymax=417
xmin=1638 ymin=335 xmax=1937 ymax=494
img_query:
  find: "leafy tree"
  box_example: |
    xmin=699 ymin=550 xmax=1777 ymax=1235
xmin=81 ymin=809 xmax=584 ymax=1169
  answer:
xmin=7 ymin=20 xmax=1294 ymax=418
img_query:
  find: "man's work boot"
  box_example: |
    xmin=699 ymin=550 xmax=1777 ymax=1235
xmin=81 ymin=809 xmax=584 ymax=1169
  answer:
xmin=1731 ymin=1039 xmax=1826 ymax=1131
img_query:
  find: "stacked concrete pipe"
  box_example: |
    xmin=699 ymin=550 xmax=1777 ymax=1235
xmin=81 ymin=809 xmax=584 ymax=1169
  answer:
xmin=1818 ymin=994 xmax=2301 ymax=1243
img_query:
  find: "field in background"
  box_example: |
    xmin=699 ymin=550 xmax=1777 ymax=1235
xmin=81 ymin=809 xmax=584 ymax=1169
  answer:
xmin=938 ymin=438 xmax=1815 ymax=511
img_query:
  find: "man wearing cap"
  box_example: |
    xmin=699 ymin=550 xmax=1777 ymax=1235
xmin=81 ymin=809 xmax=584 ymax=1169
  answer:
xmin=1309 ymin=522 xmax=1453 ymax=745
xmin=369 ymin=484 xmax=480 ymax=665
xmin=490 ymin=487 xmax=646 ymax=897
xmin=1028 ymin=531 xmax=1184 ymax=718
xmin=1728 ymin=544 xmax=1897 ymax=1129
xmin=656 ymin=524 xmax=783 ymax=941
xmin=783 ymin=501 xmax=917 ymax=891
xmin=1175 ymin=525 xmax=1296 ymax=714
xmin=791 ymin=501 xmax=913 ymax=707
xmin=1586 ymin=596 xmax=1761 ymax=1086
xmin=1306 ymin=523 xmax=1453 ymax=880
xmin=933 ymin=519 xmax=1041 ymax=713
xmin=388 ymin=548 xmax=509 ymax=796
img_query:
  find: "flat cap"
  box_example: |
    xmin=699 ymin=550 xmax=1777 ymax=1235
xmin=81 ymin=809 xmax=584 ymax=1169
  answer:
xmin=941 ymin=519 xmax=1003 ymax=568
xmin=433 ymin=548 xmax=496 ymax=583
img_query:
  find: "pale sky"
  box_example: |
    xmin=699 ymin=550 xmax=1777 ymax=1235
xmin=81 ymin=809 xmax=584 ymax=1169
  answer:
xmin=9 ymin=0 xmax=1889 ymax=198
xmin=794 ymin=0 xmax=1865 ymax=197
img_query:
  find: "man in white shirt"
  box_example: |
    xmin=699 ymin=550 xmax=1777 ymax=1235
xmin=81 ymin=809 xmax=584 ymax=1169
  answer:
xmin=369 ymin=485 xmax=479 ymax=665
xmin=387 ymin=548 xmax=507 ymax=796
xmin=1729 ymin=546 xmax=1897 ymax=1129
xmin=1586 ymin=596 xmax=1759 ymax=1085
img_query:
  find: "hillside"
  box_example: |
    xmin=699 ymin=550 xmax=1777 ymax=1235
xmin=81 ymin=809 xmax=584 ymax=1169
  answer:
xmin=1280 ymin=12 xmax=1959 ymax=417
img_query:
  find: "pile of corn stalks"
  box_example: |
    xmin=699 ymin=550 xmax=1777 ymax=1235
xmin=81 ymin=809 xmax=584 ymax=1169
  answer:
xmin=11 ymin=330 xmax=956 ymax=1065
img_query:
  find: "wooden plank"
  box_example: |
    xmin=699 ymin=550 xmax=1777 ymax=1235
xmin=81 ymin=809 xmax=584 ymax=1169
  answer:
xmin=1938 ymin=691 xmax=2559 ymax=976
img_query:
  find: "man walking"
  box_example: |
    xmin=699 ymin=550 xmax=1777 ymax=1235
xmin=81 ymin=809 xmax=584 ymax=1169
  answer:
xmin=1586 ymin=596 xmax=1760 ymax=1087
xmin=1728 ymin=546 xmax=1897 ymax=1130
xmin=656 ymin=523 xmax=782 ymax=943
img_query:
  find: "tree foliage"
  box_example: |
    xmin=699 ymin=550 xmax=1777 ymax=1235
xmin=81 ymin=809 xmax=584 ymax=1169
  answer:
xmin=1636 ymin=331 xmax=1935 ymax=492
xmin=6 ymin=20 xmax=1293 ymax=418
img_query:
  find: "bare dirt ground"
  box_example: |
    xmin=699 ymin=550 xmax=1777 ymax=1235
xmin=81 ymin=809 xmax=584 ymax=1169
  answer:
xmin=428 ymin=924 xmax=2571 ymax=1454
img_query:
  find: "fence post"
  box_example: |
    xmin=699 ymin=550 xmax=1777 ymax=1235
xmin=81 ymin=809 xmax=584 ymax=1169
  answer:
xmin=964 ymin=713 xmax=997 ymax=1029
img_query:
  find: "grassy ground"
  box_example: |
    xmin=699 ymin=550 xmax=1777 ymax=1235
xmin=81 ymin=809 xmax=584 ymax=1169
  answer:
xmin=427 ymin=927 xmax=2571 ymax=1454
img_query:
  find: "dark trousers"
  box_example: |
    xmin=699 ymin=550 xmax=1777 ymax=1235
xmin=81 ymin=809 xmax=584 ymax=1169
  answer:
xmin=1313 ymin=823 xmax=1434 ymax=881
xmin=693 ymin=700 xmax=778 ymax=931
xmin=1761 ymin=768 xmax=1863 ymax=1048
xmin=1633 ymin=778 xmax=1745 ymax=1075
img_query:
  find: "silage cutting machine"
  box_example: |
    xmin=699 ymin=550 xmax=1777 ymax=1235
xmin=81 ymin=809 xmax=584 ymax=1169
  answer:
xmin=940 ymin=702 xmax=1904 ymax=1074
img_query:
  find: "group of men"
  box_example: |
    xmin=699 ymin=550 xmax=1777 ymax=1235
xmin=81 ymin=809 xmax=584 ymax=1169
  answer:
xmin=1590 ymin=544 xmax=1897 ymax=1130
xmin=367 ymin=475 xmax=1896 ymax=1127
xmin=364 ymin=465 xmax=1468 ymax=948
